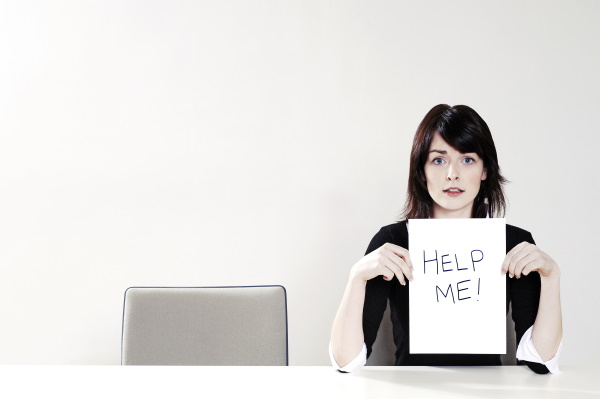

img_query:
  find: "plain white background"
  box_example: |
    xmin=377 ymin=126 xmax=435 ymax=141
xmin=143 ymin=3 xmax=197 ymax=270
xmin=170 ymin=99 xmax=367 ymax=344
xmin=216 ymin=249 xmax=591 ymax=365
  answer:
xmin=0 ymin=0 xmax=597 ymax=365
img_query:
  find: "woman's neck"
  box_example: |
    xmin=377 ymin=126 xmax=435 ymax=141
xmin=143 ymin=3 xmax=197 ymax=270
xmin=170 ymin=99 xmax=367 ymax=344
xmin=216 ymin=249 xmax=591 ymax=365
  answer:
xmin=431 ymin=204 xmax=473 ymax=219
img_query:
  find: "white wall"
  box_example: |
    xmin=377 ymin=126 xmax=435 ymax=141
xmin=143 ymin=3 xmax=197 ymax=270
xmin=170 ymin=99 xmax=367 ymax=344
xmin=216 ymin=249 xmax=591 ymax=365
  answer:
xmin=0 ymin=0 xmax=597 ymax=365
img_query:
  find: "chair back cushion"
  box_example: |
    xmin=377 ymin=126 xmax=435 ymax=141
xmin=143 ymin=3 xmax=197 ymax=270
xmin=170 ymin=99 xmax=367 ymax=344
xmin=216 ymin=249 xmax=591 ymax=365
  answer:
xmin=121 ymin=286 xmax=288 ymax=365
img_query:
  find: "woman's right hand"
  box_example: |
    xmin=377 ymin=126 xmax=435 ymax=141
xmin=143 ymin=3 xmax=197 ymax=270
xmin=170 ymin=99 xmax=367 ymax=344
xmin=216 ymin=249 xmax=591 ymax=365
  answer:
xmin=349 ymin=243 xmax=414 ymax=285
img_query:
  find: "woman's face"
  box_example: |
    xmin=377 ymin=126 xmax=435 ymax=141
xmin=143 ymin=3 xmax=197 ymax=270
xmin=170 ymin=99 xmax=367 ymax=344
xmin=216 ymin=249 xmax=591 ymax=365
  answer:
xmin=424 ymin=132 xmax=487 ymax=218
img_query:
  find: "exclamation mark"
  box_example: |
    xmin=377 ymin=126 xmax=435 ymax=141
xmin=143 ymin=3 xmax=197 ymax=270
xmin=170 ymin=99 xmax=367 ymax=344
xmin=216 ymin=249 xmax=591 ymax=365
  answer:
xmin=477 ymin=278 xmax=480 ymax=301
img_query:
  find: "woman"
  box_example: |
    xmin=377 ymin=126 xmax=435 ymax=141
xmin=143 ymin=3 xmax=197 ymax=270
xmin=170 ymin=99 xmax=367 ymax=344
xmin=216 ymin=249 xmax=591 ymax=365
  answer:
xmin=330 ymin=104 xmax=562 ymax=374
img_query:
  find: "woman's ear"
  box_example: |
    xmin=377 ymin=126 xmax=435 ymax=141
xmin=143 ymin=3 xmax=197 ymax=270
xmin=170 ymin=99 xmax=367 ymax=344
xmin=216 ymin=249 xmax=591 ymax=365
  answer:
xmin=482 ymin=169 xmax=487 ymax=181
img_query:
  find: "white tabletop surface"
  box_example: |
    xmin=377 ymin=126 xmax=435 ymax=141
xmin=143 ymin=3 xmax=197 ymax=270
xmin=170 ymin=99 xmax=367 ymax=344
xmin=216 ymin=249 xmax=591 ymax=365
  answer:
xmin=2 ymin=365 xmax=597 ymax=399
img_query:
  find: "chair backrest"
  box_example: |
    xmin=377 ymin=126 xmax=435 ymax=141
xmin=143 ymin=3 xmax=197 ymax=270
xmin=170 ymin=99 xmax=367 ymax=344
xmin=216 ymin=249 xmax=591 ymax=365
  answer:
xmin=365 ymin=303 xmax=396 ymax=366
xmin=121 ymin=285 xmax=288 ymax=366
xmin=366 ymin=301 xmax=517 ymax=365
xmin=500 ymin=303 xmax=517 ymax=365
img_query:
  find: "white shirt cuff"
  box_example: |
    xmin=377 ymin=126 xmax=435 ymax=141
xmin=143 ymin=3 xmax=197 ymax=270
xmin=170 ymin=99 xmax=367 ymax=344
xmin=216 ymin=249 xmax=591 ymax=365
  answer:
xmin=515 ymin=325 xmax=562 ymax=373
xmin=329 ymin=342 xmax=367 ymax=372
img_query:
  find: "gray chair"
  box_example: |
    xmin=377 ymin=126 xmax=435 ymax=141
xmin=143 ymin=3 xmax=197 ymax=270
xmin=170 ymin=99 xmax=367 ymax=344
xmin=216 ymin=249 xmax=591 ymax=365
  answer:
xmin=121 ymin=285 xmax=288 ymax=365
xmin=366 ymin=301 xmax=517 ymax=365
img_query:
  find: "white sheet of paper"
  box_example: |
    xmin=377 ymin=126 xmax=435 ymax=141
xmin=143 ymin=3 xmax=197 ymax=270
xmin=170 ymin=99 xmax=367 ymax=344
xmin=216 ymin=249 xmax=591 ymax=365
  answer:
xmin=408 ymin=218 xmax=506 ymax=354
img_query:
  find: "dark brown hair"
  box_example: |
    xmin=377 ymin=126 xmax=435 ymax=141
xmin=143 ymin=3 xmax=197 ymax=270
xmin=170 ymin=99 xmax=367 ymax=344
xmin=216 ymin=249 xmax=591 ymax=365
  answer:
xmin=401 ymin=104 xmax=507 ymax=219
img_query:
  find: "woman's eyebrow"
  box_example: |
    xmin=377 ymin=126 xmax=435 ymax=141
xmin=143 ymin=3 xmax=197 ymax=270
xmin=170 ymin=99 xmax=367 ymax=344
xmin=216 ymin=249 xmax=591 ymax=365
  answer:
xmin=429 ymin=149 xmax=447 ymax=154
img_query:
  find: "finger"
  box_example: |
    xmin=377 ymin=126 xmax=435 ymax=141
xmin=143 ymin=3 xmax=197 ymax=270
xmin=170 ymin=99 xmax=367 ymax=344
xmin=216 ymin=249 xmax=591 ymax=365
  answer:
xmin=503 ymin=241 xmax=529 ymax=270
xmin=508 ymin=245 xmax=536 ymax=278
xmin=381 ymin=267 xmax=394 ymax=282
xmin=384 ymin=243 xmax=413 ymax=270
xmin=521 ymin=261 xmax=539 ymax=277
xmin=513 ymin=252 xmax=538 ymax=278
xmin=503 ymin=242 xmax=532 ymax=276
xmin=393 ymin=257 xmax=414 ymax=283
xmin=501 ymin=242 xmax=530 ymax=275
xmin=399 ymin=261 xmax=414 ymax=282
xmin=383 ymin=257 xmax=406 ymax=285
xmin=384 ymin=251 xmax=414 ymax=281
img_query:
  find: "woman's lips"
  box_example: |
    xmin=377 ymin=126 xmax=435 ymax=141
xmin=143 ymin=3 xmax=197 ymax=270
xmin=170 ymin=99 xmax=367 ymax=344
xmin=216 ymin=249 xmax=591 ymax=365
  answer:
xmin=443 ymin=188 xmax=464 ymax=197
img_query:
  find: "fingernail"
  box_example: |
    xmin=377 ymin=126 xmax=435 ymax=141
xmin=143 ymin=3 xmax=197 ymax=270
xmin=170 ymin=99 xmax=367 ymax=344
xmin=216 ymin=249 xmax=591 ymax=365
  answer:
xmin=509 ymin=274 xmax=513 ymax=278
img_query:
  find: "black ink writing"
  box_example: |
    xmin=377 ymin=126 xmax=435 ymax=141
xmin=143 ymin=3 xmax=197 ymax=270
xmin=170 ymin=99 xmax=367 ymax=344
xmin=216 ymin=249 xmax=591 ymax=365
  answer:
xmin=423 ymin=250 xmax=487 ymax=304
xmin=471 ymin=250 xmax=484 ymax=271
xmin=456 ymin=253 xmax=467 ymax=271
xmin=457 ymin=279 xmax=471 ymax=301
xmin=436 ymin=284 xmax=455 ymax=303
xmin=423 ymin=250 xmax=439 ymax=275
xmin=441 ymin=254 xmax=453 ymax=272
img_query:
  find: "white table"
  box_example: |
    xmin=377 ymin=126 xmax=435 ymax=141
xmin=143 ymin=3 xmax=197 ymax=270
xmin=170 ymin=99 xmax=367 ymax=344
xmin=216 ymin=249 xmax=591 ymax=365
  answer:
xmin=2 ymin=365 xmax=597 ymax=398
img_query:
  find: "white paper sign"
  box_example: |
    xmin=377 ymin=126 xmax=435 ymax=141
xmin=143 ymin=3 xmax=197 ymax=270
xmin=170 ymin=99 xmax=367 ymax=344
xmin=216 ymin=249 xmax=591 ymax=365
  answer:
xmin=409 ymin=218 xmax=506 ymax=354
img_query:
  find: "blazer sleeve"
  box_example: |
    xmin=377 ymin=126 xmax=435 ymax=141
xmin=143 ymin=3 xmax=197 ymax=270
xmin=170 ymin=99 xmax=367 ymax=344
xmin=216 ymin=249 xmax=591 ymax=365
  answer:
xmin=508 ymin=229 xmax=549 ymax=374
xmin=362 ymin=226 xmax=394 ymax=359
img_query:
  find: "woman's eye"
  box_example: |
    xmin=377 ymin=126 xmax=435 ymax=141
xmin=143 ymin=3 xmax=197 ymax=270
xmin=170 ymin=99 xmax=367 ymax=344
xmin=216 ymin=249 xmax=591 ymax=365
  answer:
xmin=463 ymin=157 xmax=475 ymax=165
xmin=433 ymin=158 xmax=445 ymax=165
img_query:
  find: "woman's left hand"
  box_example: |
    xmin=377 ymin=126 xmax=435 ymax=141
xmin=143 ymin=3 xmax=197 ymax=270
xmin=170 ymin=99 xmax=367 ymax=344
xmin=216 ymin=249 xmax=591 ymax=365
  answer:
xmin=501 ymin=242 xmax=560 ymax=279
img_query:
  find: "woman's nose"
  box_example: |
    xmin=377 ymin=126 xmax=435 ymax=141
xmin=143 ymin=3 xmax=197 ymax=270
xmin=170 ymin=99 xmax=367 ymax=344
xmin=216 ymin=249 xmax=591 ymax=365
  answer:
xmin=446 ymin=166 xmax=459 ymax=181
